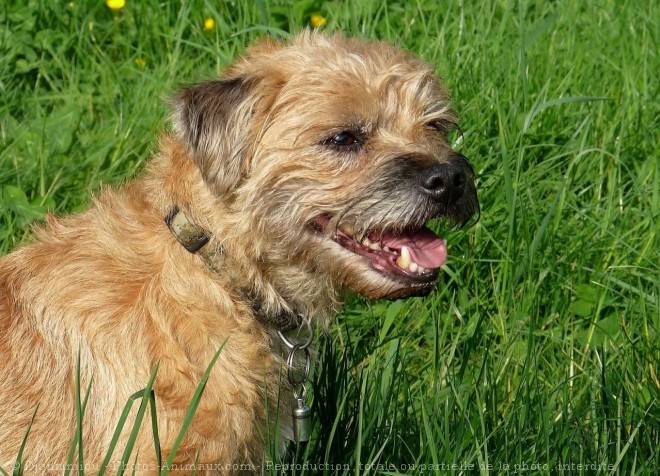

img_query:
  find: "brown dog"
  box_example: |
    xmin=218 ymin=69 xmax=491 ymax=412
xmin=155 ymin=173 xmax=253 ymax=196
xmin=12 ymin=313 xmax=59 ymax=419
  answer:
xmin=0 ymin=31 xmax=478 ymax=473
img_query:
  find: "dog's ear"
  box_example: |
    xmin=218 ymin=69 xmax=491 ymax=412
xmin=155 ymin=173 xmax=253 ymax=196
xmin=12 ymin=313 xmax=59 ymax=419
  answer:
xmin=174 ymin=77 xmax=258 ymax=196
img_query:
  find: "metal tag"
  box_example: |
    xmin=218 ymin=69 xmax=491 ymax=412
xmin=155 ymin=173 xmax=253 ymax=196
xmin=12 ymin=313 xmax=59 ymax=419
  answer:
xmin=292 ymin=397 xmax=312 ymax=443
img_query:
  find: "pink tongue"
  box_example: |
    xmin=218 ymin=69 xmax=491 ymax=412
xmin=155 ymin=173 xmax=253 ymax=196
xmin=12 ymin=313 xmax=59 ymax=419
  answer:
xmin=378 ymin=226 xmax=447 ymax=268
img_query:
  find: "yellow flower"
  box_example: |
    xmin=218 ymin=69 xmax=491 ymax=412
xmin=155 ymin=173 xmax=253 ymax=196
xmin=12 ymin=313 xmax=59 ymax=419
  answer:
xmin=134 ymin=58 xmax=146 ymax=68
xmin=203 ymin=17 xmax=215 ymax=31
xmin=106 ymin=0 xmax=125 ymax=12
xmin=310 ymin=14 xmax=327 ymax=28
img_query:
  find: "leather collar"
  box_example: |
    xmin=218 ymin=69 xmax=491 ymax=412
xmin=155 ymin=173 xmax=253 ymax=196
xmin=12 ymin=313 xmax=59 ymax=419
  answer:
xmin=164 ymin=207 xmax=301 ymax=331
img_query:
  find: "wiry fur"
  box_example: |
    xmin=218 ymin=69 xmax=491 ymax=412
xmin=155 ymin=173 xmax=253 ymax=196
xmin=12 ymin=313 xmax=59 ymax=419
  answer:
xmin=0 ymin=31 xmax=477 ymax=473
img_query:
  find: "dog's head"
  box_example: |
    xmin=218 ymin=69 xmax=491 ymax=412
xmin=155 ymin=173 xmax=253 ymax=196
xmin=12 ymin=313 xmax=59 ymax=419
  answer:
xmin=174 ymin=32 xmax=478 ymax=302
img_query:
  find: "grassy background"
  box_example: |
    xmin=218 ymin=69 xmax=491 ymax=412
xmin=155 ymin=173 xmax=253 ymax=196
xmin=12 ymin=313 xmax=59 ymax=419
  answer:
xmin=1 ymin=0 xmax=658 ymax=474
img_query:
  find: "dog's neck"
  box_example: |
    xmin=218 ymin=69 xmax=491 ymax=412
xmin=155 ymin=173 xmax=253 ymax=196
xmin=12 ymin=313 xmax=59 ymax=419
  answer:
xmin=165 ymin=206 xmax=303 ymax=331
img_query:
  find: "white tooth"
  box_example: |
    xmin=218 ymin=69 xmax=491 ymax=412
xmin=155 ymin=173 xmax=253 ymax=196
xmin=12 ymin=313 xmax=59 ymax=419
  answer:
xmin=409 ymin=262 xmax=418 ymax=273
xmin=383 ymin=246 xmax=391 ymax=252
xmin=396 ymin=246 xmax=411 ymax=269
xmin=369 ymin=242 xmax=381 ymax=251
xmin=362 ymin=237 xmax=372 ymax=246
xmin=418 ymin=266 xmax=427 ymax=273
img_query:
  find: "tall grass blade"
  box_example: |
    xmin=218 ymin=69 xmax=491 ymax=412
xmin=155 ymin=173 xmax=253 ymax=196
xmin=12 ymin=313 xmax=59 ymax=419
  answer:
xmin=148 ymin=391 xmax=162 ymax=469
xmin=161 ymin=340 xmax=228 ymax=475
xmin=64 ymin=354 xmax=93 ymax=476
xmin=11 ymin=405 xmax=39 ymax=476
xmin=97 ymin=363 xmax=160 ymax=476
xmin=115 ymin=364 xmax=161 ymax=476
xmin=75 ymin=350 xmax=85 ymax=476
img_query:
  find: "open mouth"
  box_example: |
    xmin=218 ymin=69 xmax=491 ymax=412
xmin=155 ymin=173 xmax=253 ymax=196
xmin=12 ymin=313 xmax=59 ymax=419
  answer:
xmin=313 ymin=217 xmax=447 ymax=285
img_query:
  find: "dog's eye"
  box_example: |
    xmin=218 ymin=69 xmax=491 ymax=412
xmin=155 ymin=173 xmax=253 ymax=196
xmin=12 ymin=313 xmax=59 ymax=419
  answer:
xmin=327 ymin=131 xmax=360 ymax=148
xmin=331 ymin=132 xmax=356 ymax=146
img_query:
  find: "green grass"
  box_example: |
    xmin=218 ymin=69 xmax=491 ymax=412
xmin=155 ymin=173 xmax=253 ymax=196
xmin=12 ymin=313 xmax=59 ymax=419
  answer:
xmin=1 ymin=0 xmax=658 ymax=474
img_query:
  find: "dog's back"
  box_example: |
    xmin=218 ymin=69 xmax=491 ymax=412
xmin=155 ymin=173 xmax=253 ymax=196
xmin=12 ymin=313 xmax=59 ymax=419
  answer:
xmin=0 ymin=192 xmax=158 ymax=468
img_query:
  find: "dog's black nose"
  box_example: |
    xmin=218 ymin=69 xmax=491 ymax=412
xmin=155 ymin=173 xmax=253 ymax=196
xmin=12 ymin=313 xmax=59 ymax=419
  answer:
xmin=418 ymin=159 xmax=467 ymax=203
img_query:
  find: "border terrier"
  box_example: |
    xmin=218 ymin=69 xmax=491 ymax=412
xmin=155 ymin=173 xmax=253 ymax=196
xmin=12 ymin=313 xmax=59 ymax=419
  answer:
xmin=0 ymin=31 xmax=478 ymax=472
